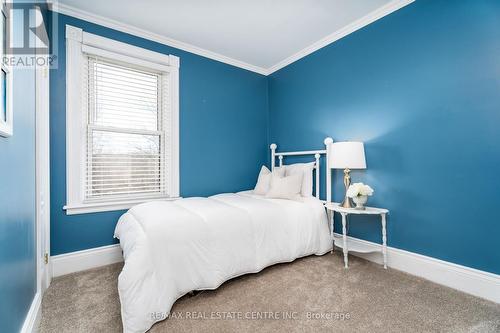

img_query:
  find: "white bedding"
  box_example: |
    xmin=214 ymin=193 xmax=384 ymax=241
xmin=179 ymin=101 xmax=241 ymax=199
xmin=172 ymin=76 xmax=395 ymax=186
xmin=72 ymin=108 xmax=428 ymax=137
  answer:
xmin=114 ymin=191 xmax=331 ymax=333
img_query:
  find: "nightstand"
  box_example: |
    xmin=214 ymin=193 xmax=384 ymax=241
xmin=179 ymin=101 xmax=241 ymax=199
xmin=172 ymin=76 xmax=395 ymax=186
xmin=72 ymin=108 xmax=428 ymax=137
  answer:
xmin=324 ymin=202 xmax=389 ymax=269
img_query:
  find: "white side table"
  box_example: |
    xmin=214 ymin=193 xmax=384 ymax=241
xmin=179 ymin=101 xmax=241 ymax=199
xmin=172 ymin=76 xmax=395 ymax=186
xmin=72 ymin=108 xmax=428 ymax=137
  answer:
xmin=324 ymin=203 xmax=389 ymax=269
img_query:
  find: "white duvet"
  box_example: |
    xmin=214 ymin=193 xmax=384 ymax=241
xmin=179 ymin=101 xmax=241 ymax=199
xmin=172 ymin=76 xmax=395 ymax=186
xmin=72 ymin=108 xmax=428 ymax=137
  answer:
xmin=114 ymin=191 xmax=331 ymax=333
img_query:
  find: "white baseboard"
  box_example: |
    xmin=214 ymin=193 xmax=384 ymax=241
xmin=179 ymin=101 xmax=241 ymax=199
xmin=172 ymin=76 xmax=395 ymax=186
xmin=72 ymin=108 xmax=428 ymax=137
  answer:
xmin=50 ymin=238 xmax=500 ymax=304
xmin=333 ymin=233 xmax=500 ymax=304
xmin=51 ymin=244 xmax=123 ymax=278
xmin=20 ymin=292 xmax=41 ymax=333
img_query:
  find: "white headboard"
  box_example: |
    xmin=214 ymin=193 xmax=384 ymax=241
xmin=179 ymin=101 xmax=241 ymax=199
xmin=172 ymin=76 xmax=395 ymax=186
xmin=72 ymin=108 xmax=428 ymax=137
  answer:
xmin=270 ymin=137 xmax=333 ymax=202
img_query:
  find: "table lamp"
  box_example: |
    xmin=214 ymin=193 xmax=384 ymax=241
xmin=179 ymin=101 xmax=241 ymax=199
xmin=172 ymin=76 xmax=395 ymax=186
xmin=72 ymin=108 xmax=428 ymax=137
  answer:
xmin=329 ymin=142 xmax=366 ymax=208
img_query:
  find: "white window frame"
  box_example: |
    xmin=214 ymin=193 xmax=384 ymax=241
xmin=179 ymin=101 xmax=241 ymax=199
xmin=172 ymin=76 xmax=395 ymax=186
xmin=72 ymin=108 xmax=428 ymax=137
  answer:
xmin=64 ymin=25 xmax=180 ymax=215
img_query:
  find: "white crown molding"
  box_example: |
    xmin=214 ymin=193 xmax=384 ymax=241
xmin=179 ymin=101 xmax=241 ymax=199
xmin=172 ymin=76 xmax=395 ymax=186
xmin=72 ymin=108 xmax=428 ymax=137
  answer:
xmin=333 ymin=233 xmax=500 ymax=304
xmin=50 ymin=1 xmax=414 ymax=76
xmin=20 ymin=292 xmax=41 ymax=333
xmin=50 ymin=3 xmax=269 ymax=75
xmin=266 ymin=0 xmax=415 ymax=74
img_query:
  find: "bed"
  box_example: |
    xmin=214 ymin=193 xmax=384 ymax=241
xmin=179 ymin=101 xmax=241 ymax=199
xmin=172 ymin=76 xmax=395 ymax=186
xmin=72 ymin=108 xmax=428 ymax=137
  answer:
xmin=114 ymin=138 xmax=335 ymax=333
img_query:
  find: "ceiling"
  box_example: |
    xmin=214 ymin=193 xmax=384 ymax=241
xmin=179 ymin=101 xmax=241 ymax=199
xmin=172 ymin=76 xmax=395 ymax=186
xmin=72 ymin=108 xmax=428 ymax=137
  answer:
xmin=55 ymin=0 xmax=413 ymax=75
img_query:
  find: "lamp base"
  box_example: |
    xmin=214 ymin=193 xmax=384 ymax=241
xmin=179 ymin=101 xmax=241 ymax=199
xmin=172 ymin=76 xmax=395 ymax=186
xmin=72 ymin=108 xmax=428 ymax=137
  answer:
xmin=340 ymin=168 xmax=353 ymax=209
xmin=340 ymin=197 xmax=354 ymax=209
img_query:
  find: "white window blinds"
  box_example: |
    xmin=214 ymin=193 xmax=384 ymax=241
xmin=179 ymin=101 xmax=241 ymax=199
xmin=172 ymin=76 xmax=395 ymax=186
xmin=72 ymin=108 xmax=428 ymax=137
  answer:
xmin=85 ymin=57 xmax=168 ymax=200
xmin=65 ymin=25 xmax=179 ymax=214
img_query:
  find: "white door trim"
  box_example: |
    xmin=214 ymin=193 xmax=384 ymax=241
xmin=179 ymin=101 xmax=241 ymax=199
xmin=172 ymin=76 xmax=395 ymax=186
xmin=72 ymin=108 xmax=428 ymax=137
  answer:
xmin=22 ymin=6 xmax=51 ymax=333
xmin=35 ymin=2 xmax=51 ymax=300
xmin=35 ymin=60 xmax=51 ymax=292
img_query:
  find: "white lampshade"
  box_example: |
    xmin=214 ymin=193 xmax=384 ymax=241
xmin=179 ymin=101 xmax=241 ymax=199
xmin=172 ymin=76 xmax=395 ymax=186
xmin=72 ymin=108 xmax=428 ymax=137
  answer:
xmin=329 ymin=142 xmax=366 ymax=169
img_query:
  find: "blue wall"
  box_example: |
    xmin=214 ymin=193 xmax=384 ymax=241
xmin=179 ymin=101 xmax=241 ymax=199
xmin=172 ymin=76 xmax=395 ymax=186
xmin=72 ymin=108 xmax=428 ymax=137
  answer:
xmin=49 ymin=12 xmax=269 ymax=255
xmin=268 ymin=0 xmax=500 ymax=274
xmin=0 ymin=7 xmax=37 ymax=333
xmin=51 ymin=0 xmax=500 ymax=275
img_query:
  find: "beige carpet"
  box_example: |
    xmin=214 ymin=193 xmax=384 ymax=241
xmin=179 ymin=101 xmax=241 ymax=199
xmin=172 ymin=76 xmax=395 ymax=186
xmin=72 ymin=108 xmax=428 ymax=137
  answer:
xmin=40 ymin=253 xmax=500 ymax=333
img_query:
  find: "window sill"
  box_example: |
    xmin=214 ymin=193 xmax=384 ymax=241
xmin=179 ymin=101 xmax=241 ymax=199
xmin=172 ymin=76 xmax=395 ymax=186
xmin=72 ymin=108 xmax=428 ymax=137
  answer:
xmin=63 ymin=196 xmax=181 ymax=215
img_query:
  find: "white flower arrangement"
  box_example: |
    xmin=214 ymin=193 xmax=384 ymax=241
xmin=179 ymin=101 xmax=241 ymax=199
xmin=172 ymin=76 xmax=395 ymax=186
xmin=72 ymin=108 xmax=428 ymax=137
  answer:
xmin=346 ymin=183 xmax=374 ymax=198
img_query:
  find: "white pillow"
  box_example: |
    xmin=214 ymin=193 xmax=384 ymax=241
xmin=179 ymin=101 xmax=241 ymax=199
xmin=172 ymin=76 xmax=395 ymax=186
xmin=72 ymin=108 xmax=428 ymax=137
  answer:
xmin=253 ymin=166 xmax=272 ymax=195
xmin=273 ymin=166 xmax=286 ymax=178
xmin=265 ymin=173 xmax=303 ymax=200
xmin=285 ymin=162 xmax=315 ymax=197
xmin=253 ymin=166 xmax=286 ymax=195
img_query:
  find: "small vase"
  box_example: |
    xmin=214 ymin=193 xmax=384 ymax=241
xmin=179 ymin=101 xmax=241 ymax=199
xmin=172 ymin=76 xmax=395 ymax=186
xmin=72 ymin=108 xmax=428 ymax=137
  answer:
xmin=352 ymin=195 xmax=368 ymax=210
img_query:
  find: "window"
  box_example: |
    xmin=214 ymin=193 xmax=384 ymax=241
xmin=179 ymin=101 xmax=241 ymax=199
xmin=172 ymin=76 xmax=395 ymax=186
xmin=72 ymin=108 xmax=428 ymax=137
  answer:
xmin=64 ymin=25 xmax=179 ymax=215
xmin=86 ymin=58 xmax=165 ymax=199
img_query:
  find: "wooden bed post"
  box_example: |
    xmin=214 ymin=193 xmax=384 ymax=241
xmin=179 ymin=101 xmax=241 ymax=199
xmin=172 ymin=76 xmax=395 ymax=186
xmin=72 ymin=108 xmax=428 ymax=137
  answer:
xmin=324 ymin=137 xmax=333 ymax=202
xmin=270 ymin=143 xmax=277 ymax=171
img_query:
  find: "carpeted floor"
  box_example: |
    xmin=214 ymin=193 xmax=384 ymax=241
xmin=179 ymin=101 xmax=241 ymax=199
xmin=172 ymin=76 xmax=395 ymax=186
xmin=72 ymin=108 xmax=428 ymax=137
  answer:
xmin=39 ymin=253 xmax=500 ymax=333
